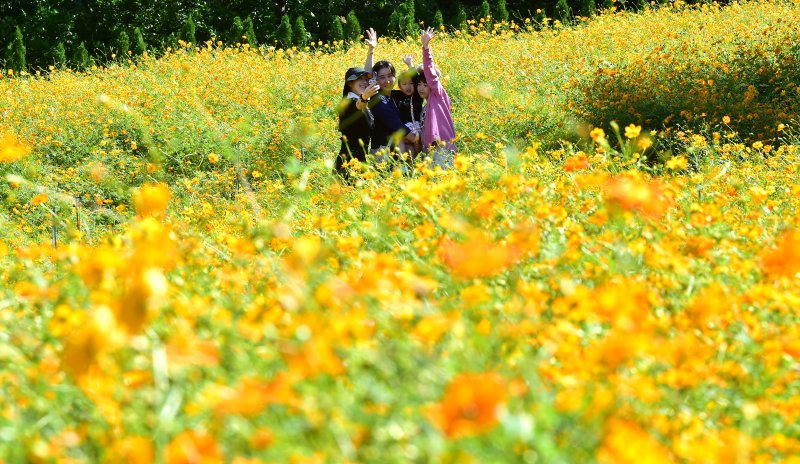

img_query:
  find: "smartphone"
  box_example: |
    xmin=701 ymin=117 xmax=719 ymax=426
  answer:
xmin=368 ymin=76 xmax=377 ymax=86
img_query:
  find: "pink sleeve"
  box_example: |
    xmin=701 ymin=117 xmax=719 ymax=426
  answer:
xmin=422 ymin=46 xmax=445 ymax=96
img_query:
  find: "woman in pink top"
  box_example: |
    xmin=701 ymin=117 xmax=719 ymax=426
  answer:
xmin=413 ymin=27 xmax=457 ymax=169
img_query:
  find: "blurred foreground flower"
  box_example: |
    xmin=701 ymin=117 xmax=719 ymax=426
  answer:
xmin=598 ymin=418 xmax=674 ymax=463
xmin=605 ymin=175 xmax=670 ymax=218
xmin=438 ymin=231 xmax=519 ymax=279
xmin=428 ymin=372 xmax=507 ymax=439
xmin=762 ymin=229 xmax=800 ymax=277
xmin=0 ymin=131 xmax=31 ymax=162
xmin=133 ymin=182 xmax=171 ymax=218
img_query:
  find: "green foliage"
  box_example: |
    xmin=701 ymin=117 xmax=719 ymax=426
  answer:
xmin=229 ymin=16 xmax=244 ymax=44
xmin=555 ymin=0 xmax=572 ymax=24
xmin=344 ymin=11 xmax=361 ymax=43
xmin=180 ymin=14 xmax=197 ymax=45
xmin=114 ymin=31 xmax=130 ymax=56
xmin=277 ymin=15 xmax=293 ymax=48
xmin=582 ymin=0 xmax=597 ymax=17
xmin=5 ymin=26 xmax=26 ymax=72
xmin=603 ymin=0 xmax=614 ymax=10
xmin=52 ymin=42 xmax=66 ymax=68
xmin=496 ymin=0 xmax=510 ymax=23
xmin=433 ymin=10 xmax=444 ymax=30
xmin=243 ymin=16 xmax=257 ymax=46
xmin=480 ymin=0 xmax=492 ymax=21
xmin=133 ymin=28 xmax=147 ymax=56
xmin=293 ymin=16 xmax=308 ymax=48
xmin=330 ymin=16 xmax=344 ymax=42
xmin=455 ymin=6 xmax=468 ymax=30
xmin=72 ymin=42 xmax=91 ymax=71
xmin=389 ymin=1 xmax=418 ymax=38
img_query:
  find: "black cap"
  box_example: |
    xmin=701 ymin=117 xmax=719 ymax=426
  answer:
xmin=345 ymin=67 xmax=373 ymax=82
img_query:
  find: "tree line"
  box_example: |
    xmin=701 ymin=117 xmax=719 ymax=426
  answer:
xmin=1 ymin=0 xmax=676 ymax=72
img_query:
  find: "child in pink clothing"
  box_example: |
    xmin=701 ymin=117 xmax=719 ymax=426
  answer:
xmin=413 ymin=27 xmax=457 ymax=169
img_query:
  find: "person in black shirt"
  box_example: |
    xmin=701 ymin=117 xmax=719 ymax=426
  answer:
xmin=336 ymin=67 xmax=380 ymax=179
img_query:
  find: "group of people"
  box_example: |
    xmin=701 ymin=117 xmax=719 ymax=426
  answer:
xmin=336 ymin=27 xmax=456 ymax=178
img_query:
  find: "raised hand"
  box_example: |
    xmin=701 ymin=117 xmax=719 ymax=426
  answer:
xmin=403 ymin=54 xmax=414 ymax=68
xmin=421 ymin=27 xmax=436 ymax=47
xmin=362 ymin=83 xmax=381 ymax=100
xmin=365 ymin=28 xmax=378 ymax=49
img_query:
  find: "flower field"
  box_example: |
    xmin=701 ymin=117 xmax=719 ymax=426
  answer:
xmin=2 ymin=1 xmax=800 ymax=462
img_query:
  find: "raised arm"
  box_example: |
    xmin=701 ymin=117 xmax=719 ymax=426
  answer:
xmin=364 ymin=28 xmax=377 ymax=70
xmin=403 ymin=54 xmax=414 ymax=69
xmin=421 ymin=27 xmax=444 ymax=96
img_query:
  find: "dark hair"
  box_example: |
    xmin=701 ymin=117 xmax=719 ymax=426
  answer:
xmin=372 ymin=60 xmax=395 ymax=77
xmin=412 ymin=65 xmax=426 ymax=87
xmin=397 ymin=66 xmax=418 ymax=84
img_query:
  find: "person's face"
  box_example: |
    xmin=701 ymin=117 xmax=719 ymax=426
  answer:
xmin=348 ymin=75 xmax=369 ymax=94
xmin=399 ymin=78 xmax=414 ymax=96
xmin=377 ymin=68 xmax=395 ymax=94
xmin=416 ymin=81 xmax=430 ymax=99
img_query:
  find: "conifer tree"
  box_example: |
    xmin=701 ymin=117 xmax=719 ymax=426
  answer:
xmin=276 ymin=15 xmax=293 ymax=48
xmin=603 ymin=0 xmax=614 ymax=10
xmin=432 ymin=10 xmax=444 ymax=30
xmin=6 ymin=26 xmax=26 ymax=72
xmin=180 ymin=14 xmax=197 ymax=45
xmin=133 ymin=27 xmax=147 ymax=55
xmin=555 ymin=0 xmax=571 ymax=24
xmin=243 ymin=16 xmax=257 ymax=46
xmin=344 ymin=11 xmax=361 ymax=43
xmin=72 ymin=42 xmax=91 ymax=70
xmin=495 ymin=0 xmax=510 ymax=23
xmin=582 ymin=0 xmax=597 ymax=16
xmin=402 ymin=0 xmax=418 ymax=36
xmin=294 ymin=16 xmax=308 ymax=47
xmin=455 ymin=6 xmax=468 ymax=31
xmin=229 ymin=16 xmax=244 ymax=44
xmin=53 ymin=42 xmax=66 ymax=68
xmin=114 ymin=31 xmax=130 ymax=56
xmin=330 ymin=16 xmax=344 ymax=43
xmin=480 ymin=0 xmax=491 ymax=21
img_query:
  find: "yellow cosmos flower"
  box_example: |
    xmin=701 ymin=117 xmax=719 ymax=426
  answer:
xmin=624 ymin=124 xmax=642 ymax=139
xmin=0 ymin=131 xmax=31 ymax=162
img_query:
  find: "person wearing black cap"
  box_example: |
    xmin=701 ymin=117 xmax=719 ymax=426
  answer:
xmin=336 ymin=67 xmax=380 ymax=179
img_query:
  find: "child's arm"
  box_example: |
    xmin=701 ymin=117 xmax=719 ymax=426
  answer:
xmin=421 ymin=28 xmax=444 ymax=96
xmin=403 ymin=54 xmax=414 ymax=69
xmin=364 ymin=28 xmax=377 ymax=70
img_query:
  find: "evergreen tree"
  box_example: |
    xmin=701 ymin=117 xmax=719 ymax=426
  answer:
xmin=582 ymin=0 xmax=597 ymax=17
xmin=133 ymin=27 xmax=147 ymax=55
xmin=114 ymin=31 xmax=130 ymax=56
xmin=243 ymin=16 xmax=257 ymax=46
xmin=635 ymin=0 xmax=648 ymax=11
xmin=555 ymin=0 xmax=571 ymax=23
xmin=480 ymin=1 xmax=491 ymax=21
xmin=432 ymin=10 xmax=444 ymax=30
xmin=294 ymin=16 xmax=308 ymax=48
xmin=344 ymin=11 xmax=361 ymax=43
xmin=6 ymin=26 xmax=26 ymax=72
xmin=495 ymin=0 xmax=510 ymax=23
xmin=330 ymin=16 xmax=344 ymax=43
xmin=229 ymin=16 xmax=244 ymax=44
xmin=276 ymin=15 xmax=293 ymax=48
xmin=72 ymin=42 xmax=91 ymax=70
xmin=52 ymin=42 xmax=66 ymax=68
xmin=455 ymin=6 xmax=468 ymax=31
xmin=402 ymin=0 xmax=418 ymax=36
xmin=180 ymin=14 xmax=197 ymax=45
xmin=602 ymin=0 xmax=614 ymax=10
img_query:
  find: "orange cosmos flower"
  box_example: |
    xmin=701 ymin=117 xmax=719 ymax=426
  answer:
xmin=0 ymin=131 xmax=31 ymax=162
xmin=428 ymin=372 xmax=507 ymax=439
xmin=30 ymin=193 xmax=49 ymax=206
xmin=598 ymin=418 xmax=674 ymax=464
xmin=438 ymin=231 xmax=517 ymax=279
xmin=604 ymin=175 xmax=670 ymax=218
xmin=762 ymin=229 xmax=800 ymax=277
xmin=165 ymin=429 xmax=223 ymax=464
xmin=133 ymin=182 xmax=171 ymax=218
xmin=564 ymin=152 xmax=590 ymax=172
